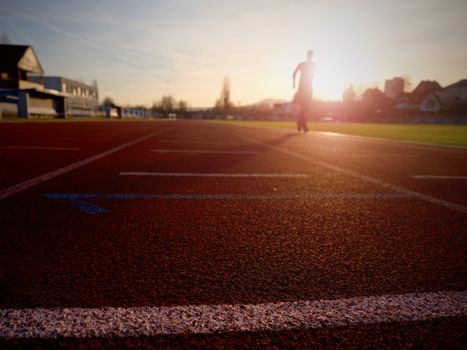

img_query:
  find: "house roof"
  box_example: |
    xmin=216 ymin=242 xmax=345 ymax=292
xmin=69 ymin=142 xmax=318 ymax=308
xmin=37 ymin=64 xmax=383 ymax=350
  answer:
xmin=444 ymin=79 xmax=467 ymax=90
xmin=0 ymin=44 xmax=44 ymax=74
xmin=0 ymin=44 xmax=28 ymax=71
xmin=410 ymin=80 xmax=442 ymax=103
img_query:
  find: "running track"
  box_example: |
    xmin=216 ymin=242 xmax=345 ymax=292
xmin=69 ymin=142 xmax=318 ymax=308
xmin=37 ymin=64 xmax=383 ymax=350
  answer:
xmin=0 ymin=120 xmax=466 ymax=348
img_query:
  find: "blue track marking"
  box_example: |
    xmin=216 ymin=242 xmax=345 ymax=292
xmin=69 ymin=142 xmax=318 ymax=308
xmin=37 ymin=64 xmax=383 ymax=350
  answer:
xmin=68 ymin=199 xmax=109 ymax=214
xmin=44 ymin=193 xmax=411 ymax=214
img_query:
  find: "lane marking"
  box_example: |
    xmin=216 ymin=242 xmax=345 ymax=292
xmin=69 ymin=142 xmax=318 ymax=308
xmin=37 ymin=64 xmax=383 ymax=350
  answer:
xmin=160 ymin=140 xmax=240 ymax=145
xmin=413 ymin=175 xmax=467 ymax=180
xmin=0 ymin=127 xmax=175 ymax=200
xmin=46 ymin=137 xmax=112 ymax=142
xmin=0 ymin=137 xmax=113 ymax=141
xmin=290 ymin=145 xmax=420 ymax=157
xmin=1 ymin=291 xmax=465 ymax=339
xmin=234 ymin=133 xmax=467 ymax=214
xmin=45 ymin=193 xmax=409 ymax=200
xmin=151 ymin=149 xmax=259 ymax=154
xmin=120 ymin=172 xmax=308 ymax=178
xmin=44 ymin=192 xmax=409 ymax=214
xmin=349 ymin=153 xmax=420 ymax=157
xmin=0 ymin=146 xmax=80 ymax=151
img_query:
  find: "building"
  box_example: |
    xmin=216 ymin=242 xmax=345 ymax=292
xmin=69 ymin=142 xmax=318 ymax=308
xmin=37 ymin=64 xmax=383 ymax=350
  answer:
xmin=384 ymin=77 xmax=405 ymax=99
xmin=393 ymin=93 xmax=413 ymax=113
xmin=393 ymin=79 xmax=467 ymax=115
xmin=102 ymin=103 xmax=121 ymax=118
xmin=30 ymin=76 xmax=99 ymax=117
xmin=0 ymin=44 xmax=44 ymax=90
xmin=440 ymin=79 xmax=467 ymax=104
xmin=393 ymin=80 xmax=442 ymax=114
xmin=0 ymin=44 xmax=65 ymax=118
xmin=419 ymin=93 xmax=444 ymax=113
xmin=121 ymin=107 xmax=150 ymax=118
xmin=411 ymin=80 xmax=442 ymax=102
xmin=101 ymin=104 xmax=150 ymax=119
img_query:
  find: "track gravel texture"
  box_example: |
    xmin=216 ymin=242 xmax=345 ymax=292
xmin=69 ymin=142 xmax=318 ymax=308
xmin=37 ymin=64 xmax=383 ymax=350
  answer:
xmin=0 ymin=120 xmax=466 ymax=348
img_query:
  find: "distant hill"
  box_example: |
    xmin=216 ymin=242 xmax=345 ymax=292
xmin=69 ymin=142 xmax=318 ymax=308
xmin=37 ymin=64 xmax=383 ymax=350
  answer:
xmin=249 ymin=98 xmax=288 ymax=109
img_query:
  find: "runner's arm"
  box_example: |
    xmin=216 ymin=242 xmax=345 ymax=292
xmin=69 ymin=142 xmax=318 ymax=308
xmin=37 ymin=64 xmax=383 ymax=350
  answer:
xmin=293 ymin=64 xmax=300 ymax=89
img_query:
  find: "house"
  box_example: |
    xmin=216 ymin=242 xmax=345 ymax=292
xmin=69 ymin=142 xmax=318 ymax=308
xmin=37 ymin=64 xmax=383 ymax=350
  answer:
xmin=0 ymin=44 xmax=65 ymax=118
xmin=393 ymin=80 xmax=442 ymax=114
xmin=419 ymin=92 xmax=444 ymax=113
xmin=411 ymin=80 xmax=442 ymax=102
xmin=407 ymin=79 xmax=467 ymax=114
xmin=0 ymin=44 xmax=45 ymax=89
xmin=393 ymin=93 xmax=413 ymax=112
xmin=440 ymin=79 xmax=467 ymax=104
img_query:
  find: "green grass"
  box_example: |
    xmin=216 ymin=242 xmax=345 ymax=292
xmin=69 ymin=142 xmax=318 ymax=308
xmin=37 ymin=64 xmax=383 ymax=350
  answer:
xmin=213 ymin=120 xmax=467 ymax=148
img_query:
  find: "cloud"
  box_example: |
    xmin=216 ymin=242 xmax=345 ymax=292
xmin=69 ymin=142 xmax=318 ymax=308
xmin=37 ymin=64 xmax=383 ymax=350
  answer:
xmin=0 ymin=13 xmax=35 ymax=44
xmin=0 ymin=8 xmax=135 ymax=64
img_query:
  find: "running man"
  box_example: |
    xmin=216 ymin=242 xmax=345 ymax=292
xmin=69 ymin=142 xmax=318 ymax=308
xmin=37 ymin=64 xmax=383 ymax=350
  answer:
xmin=293 ymin=50 xmax=315 ymax=132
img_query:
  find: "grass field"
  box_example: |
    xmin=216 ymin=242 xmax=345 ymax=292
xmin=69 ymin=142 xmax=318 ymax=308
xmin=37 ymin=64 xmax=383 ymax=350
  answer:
xmin=2 ymin=117 xmax=466 ymax=148
xmin=214 ymin=120 xmax=467 ymax=148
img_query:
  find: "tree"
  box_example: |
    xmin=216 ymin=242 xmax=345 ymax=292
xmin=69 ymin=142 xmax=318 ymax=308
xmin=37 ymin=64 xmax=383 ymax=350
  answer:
xmin=361 ymin=87 xmax=391 ymax=119
xmin=153 ymin=95 xmax=177 ymax=117
xmin=215 ymin=77 xmax=233 ymax=116
xmin=103 ymin=96 xmax=115 ymax=106
xmin=161 ymin=95 xmax=175 ymax=112
xmin=178 ymin=100 xmax=188 ymax=113
xmin=362 ymin=88 xmax=387 ymax=107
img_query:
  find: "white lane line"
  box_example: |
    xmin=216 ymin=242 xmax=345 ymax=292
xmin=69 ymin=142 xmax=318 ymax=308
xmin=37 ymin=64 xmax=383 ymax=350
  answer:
xmin=151 ymin=149 xmax=259 ymax=154
xmin=160 ymin=140 xmax=240 ymax=145
xmin=0 ymin=146 xmax=80 ymax=151
xmin=0 ymin=127 xmax=175 ymax=200
xmin=349 ymin=154 xmax=419 ymax=157
xmin=413 ymin=175 xmax=467 ymax=180
xmin=120 ymin=172 xmax=308 ymax=178
xmin=234 ymin=133 xmax=467 ymax=214
xmin=47 ymin=137 xmax=112 ymax=142
xmin=0 ymin=137 xmax=113 ymax=141
xmin=1 ymin=291 xmax=465 ymax=339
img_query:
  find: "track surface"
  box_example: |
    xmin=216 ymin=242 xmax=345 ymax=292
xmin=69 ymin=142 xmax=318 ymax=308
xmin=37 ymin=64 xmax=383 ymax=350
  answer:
xmin=0 ymin=120 xmax=466 ymax=348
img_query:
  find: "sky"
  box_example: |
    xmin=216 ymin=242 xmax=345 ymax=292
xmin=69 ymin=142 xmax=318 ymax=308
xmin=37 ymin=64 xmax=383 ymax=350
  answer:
xmin=1 ymin=0 xmax=466 ymax=107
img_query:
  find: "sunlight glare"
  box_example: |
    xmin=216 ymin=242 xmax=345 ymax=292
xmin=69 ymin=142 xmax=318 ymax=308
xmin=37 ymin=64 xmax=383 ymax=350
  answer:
xmin=286 ymin=22 xmax=380 ymax=101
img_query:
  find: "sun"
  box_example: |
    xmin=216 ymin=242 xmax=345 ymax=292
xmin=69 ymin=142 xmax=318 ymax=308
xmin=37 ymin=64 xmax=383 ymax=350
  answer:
xmin=272 ymin=37 xmax=378 ymax=103
xmin=311 ymin=42 xmax=379 ymax=101
xmin=283 ymin=48 xmax=362 ymax=101
xmin=313 ymin=56 xmax=347 ymax=101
